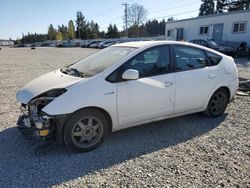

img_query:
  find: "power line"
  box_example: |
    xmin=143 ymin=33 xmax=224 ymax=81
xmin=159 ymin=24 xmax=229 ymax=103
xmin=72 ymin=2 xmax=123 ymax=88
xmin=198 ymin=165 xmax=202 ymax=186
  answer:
xmin=148 ymin=0 xmax=188 ymax=12
xmin=148 ymin=1 xmax=201 ymax=14
xmin=150 ymin=9 xmax=199 ymax=20
xmin=90 ymin=4 xmax=122 ymax=18
xmin=101 ymin=2 xmax=201 ymax=32
xmin=114 ymin=8 xmax=199 ymax=27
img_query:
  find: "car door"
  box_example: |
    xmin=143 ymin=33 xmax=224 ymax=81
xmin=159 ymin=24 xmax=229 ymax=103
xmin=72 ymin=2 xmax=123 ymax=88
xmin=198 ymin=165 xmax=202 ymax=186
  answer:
xmin=173 ymin=45 xmax=219 ymax=114
xmin=117 ymin=45 xmax=175 ymax=127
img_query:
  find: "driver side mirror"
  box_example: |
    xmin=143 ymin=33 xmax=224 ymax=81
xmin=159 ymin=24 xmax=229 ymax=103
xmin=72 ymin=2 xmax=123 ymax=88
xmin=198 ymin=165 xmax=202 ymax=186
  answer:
xmin=122 ymin=69 xmax=139 ymax=80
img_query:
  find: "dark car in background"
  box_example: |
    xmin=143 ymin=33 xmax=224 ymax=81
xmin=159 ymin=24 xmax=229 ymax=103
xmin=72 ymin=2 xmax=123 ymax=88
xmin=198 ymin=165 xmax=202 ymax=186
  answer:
xmin=81 ymin=41 xmax=99 ymax=48
xmin=189 ymin=39 xmax=235 ymax=57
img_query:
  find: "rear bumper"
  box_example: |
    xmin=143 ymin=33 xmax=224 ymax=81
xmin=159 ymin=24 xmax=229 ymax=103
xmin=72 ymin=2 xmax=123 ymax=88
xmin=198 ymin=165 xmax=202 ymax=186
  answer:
xmin=229 ymin=78 xmax=239 ymax=100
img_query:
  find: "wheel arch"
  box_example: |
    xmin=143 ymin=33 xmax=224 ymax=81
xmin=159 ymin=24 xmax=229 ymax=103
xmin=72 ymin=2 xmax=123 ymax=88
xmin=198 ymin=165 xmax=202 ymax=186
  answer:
xmin=218 ymin=86 xmax=230 ymax=102
xmin=61 ymin=106 xmax=113 ymax=137
xmin=203 ymin=85 xmax=231 ymax=111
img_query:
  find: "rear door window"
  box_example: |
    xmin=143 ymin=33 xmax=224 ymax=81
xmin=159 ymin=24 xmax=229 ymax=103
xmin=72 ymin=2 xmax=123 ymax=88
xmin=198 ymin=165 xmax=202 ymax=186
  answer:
xmin=173 ymin=45 xmax=207 ymax=71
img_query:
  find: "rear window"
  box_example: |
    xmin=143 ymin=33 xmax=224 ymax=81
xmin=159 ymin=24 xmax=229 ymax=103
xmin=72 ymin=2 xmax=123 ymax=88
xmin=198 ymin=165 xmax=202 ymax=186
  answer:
xmin=206 ymin=51 xmax=222 ymax=66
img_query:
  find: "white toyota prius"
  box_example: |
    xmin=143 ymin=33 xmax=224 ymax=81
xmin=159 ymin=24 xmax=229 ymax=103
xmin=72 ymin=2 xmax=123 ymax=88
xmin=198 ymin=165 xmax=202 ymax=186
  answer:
xmin=16 ymin=41 xmax=239 ymax=152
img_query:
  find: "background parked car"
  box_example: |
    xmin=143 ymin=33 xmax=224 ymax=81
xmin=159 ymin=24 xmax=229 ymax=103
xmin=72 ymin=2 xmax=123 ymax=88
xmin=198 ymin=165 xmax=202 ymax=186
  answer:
xmin=96 ymin=41 xmax=114 ymax=49
xmin=189 ymin=39 xmax=235 ymax=57
xmin=247 ymin=46 xmax=250 ymax=59
xmin=88 ymin=41 xmax=102 ymax=48
xmin=102 ymin=41 xmax=117 ymax=48
xmin=81 ymin=41 xmax=95 ymax=48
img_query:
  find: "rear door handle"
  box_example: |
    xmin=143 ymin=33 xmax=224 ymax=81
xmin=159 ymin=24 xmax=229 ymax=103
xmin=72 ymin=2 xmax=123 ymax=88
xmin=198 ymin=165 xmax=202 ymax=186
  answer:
xmin=164 ymin=81 xmax=173 ymax=87
xmin=208 ymin=75 xmax=216 ymax=79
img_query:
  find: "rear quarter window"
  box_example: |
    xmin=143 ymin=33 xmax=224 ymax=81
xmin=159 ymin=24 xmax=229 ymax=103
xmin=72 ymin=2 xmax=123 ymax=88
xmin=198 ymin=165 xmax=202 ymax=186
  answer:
xmin=205 ymin=51 xmax=222 ymax=66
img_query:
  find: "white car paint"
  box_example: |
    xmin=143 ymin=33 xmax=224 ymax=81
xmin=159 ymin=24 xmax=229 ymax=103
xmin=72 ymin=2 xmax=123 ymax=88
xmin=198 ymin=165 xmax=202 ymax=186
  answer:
xmin=17 ymin=70 xmax=82 ymax=104
xmin=16 ymin=41 xmax=239 ymax=132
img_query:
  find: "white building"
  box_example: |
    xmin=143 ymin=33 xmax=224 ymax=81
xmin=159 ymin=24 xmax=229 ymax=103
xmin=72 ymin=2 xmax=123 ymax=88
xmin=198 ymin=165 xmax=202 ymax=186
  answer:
xmin=0 ymin=40 xmax=14 ymax=46
xmin=165 ymin=9 xmax=250 ymax=44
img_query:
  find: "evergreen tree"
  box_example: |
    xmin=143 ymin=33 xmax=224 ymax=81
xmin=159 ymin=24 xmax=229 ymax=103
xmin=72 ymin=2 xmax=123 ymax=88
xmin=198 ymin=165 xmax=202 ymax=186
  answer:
xmin=106 ymin=24 xmax=119 ymax=38
xmin=20 ymin=33 xmax=47 ymax=44
xmin=159 ymin=19 xmax=166 ymax=35
xmin=47 ymin=24 xmax=56 ymax=40
xmin=75 ymin=11 xmax=88 ymax=39
xmin=68 ymin=20 xmax=75 ymax=40
xmin=144 ymin=19 xmax=166 ymax=37
xmin=227 ymin=0 xmax=250 ymax=11
xmin=88 ymin=21 xmax=100 ymax=39
xmin=216 ymin=0 xmax=228 ymax=13
xmin=199 ymin=0 xmax=215 ymax=16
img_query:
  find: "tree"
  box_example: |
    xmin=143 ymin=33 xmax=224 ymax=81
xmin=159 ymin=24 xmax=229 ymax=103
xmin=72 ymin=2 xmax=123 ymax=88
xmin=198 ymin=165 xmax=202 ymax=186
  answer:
xmin=216 ymin=0 xmax=228 ymax=13
xmin=56 ymin=31 xmax=63 ymax=41
xmin=143 ymin=19 xmax=166 ymax=37
xmin=126 ymin=3 xmax=148 ymax=36
xmin=99 ymin=31 xmax=106 ymax=38
xmin=106 ymin=24 xmax=119 ymax=38
xmin=75 ymin=11 xmax=88 ymax=39
xmin=199 ymin=0 xmax=215 ymax=16
xmin=20 ymin=33 xmax=47 ymax=44
xmin=227 ymin=0 xmax=250 ymax=11
xmin=68 ymin=20 xmax=75 ymax=40
xmin=58 ymin=24 xmax=68 ymax=40
xmin=87 ymin=21 xmax=100 ymax=39
xmin=145 ymin=19 xmax=159 ymax=36
xmin=47 ymin=24 xmax=56 ymax=40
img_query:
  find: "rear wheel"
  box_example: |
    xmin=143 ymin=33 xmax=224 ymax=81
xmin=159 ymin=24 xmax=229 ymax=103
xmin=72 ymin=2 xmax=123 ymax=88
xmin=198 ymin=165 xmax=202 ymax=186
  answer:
xmin=64 ymin=109 xmax=109 ymax=152
xmin=204 ymin=88 xmax=229 ymax=117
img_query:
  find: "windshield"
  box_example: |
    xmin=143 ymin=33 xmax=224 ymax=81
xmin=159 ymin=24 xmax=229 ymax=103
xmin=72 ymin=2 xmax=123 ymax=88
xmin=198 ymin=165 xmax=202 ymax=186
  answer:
xmin=69 ymin=46 xmax=136 ymax=77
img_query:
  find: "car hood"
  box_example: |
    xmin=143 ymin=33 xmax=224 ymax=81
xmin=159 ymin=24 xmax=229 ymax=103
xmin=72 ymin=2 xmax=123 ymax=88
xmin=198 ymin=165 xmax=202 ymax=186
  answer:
xmin=16 ymin=69 xmax=83 ymax=104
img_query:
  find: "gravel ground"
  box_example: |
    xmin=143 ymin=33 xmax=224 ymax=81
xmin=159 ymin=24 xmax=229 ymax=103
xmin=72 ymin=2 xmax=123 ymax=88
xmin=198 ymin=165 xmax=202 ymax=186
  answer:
xmin=0 ymin=47 xmax=249 ymax=188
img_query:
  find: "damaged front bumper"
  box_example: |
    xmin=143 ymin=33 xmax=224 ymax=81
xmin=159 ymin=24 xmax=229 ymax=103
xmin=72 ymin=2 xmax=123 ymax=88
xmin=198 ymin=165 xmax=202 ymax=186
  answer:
xmin=17 ymin=110 xmax=54 ymax=140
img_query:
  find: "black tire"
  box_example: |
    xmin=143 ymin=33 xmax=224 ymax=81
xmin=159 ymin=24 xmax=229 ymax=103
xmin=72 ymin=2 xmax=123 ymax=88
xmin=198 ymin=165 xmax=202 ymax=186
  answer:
xmin=64 ymin=109 xmax=109 ymax=152
xmin=204 ymin=88 xmax=229 ymax=118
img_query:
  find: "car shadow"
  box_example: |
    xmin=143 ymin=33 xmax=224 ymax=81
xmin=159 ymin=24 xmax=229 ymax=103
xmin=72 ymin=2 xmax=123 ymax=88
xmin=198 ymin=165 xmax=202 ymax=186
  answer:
xmin=0 ymin=113 xmax=227 ymax=187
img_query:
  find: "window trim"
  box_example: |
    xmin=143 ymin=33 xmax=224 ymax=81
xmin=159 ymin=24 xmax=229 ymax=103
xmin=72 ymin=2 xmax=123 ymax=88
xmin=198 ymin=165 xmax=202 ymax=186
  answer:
xmin=172 ymin=44 xmax=210 ymax=73
xmin=106 ymin=45 xmax=174 ymax=83
xmin=232 ymin=21 xmax=247 ymax=33
xmin=199 ymin=25 xmax=210 ymax=35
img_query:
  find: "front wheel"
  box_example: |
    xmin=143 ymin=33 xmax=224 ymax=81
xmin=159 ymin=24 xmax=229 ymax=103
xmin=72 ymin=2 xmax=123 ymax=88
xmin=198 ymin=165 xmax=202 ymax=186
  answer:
xmin=64 ymin=109 xmax=109 ymax=152
xmin=204 ymin=88 xmax=229 ymax=118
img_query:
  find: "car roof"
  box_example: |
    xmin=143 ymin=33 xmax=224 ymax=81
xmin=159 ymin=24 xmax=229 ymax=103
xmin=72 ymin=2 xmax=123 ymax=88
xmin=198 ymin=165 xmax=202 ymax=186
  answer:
xmin=113 ymin=40 xmax=212 ymax=48
xmin=113 ymin=40 xmax=226 ymax=57
xmin=113 ymin=40 xmax=184 ymax=48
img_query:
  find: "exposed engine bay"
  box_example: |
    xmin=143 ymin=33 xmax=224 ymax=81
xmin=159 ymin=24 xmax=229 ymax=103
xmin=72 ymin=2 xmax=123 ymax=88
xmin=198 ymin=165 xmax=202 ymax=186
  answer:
xmin=17 ymin=89 xmax=66 ymax=140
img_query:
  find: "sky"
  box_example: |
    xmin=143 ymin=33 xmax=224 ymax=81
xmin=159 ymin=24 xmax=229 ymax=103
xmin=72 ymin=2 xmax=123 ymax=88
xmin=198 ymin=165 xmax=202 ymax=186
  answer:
xmin=0 ymin=0 xmax=202 ymax=39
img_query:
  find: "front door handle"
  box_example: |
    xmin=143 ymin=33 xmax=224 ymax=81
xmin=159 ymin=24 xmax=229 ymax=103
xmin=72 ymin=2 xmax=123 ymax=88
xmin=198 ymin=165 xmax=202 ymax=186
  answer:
xmin=164 ymin=81 xmax=173 ymax=87
xmin=208 ymin=75 xmax=216 ymax=79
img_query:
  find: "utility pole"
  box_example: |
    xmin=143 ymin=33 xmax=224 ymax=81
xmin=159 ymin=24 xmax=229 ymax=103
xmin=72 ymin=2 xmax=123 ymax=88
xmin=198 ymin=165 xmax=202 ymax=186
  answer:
xmin=78 ymin=26 xmax=81 ymax=40
xmin=122 ymin=3 xmax=129 ymax=38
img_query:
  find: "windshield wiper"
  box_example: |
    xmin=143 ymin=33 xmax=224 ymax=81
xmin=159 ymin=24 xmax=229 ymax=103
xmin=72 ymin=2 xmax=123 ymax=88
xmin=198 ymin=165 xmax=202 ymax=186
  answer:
xmin=61 ymin=67 xmax=85 ymax=78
